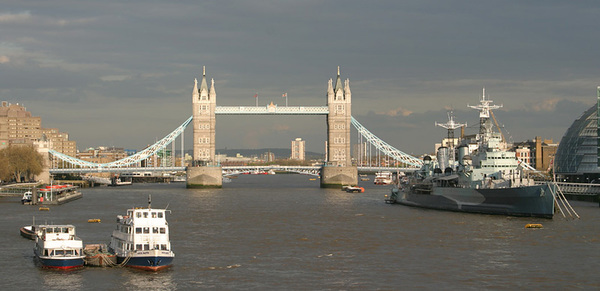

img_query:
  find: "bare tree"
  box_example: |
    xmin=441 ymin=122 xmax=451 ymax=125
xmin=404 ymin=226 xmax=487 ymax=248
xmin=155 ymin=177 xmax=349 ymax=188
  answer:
xmin=0 ymin=145 xmax=45 ymax=183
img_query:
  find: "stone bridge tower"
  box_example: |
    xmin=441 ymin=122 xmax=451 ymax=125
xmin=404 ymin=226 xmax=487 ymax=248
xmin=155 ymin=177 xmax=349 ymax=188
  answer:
xmin=321 ymin=67 xmax=357 ymax=187
xmin=188 ymin=67 xmax=221 ymax=188
xmin=192 ymin=66 xmax=216 ymax=164
xmin=326 ymin=66 xmax=352 ymax=166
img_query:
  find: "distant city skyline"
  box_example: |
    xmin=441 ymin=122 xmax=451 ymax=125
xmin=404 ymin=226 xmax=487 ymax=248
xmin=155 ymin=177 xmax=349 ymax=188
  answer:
xmin=1 ymin=1 xmax=598 ymax=154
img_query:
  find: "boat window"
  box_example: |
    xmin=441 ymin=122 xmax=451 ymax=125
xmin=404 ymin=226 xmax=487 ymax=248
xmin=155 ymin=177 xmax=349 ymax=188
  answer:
xmin=143 ymin=227 xmax=149 ymax=234
xmin=143 ymin=244 xmax=150 ymax=250
xmin=54 ymin=227 xmax=61 ymax=233
xmin=143 ymin=212 xmax=148 ymax=218
xmin=153 ymin=227 xmax=159 ymax=234
xmin=158 ymin=212 xmax=163 ymax=218
xmin=136 ymin=244 xmax=142 ymax=250
xmin=161 ymin=244 xmax=167 ymax=250
xmin=65 ymin=250 xmax=73 ymax=255
xmin=47 ymin=228 xmax=53 ymax=233
xmin=55 ymin=250 xmax=64 ymax=256
xmin=151 ymin=212 xmax=157 ymax=218
xmin=63 ymin=228 xmax=69 ymax=233
xmin=160 ymin=228 xmax=166 ymax=234
xmin=44 ymin=250 xmax=49 ymax=256
xmin=136 ymin=227 xmax=142 ymax=234
xmin=136 ymin=212 xmax=141 ymax=218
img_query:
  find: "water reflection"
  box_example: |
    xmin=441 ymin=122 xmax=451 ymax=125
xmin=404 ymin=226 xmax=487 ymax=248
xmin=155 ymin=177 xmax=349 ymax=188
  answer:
xmin=122 ymin=269 xmax=176 ymax=290
xmin=40 ymin=269 xmax=84 ymax=291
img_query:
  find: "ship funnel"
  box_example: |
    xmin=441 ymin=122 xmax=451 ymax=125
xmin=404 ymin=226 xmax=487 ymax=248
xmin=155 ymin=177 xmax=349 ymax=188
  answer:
xmin=457 ymin=145 xmax=469 ymax=166
xmin=437 ymin=147 xmax=450 ymax=172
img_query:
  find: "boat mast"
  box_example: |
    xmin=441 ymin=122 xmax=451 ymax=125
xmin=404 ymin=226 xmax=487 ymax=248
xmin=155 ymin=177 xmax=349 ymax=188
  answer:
xmin=435 ymin=111 xmax=466 ymax=164
xmin=467 ymin=88 xmax=502 ymax=141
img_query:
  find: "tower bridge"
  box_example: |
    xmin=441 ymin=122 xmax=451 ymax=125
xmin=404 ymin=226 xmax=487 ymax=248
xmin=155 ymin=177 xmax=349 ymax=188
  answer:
xmin=48 ymin=67 xmax=423 ymax=187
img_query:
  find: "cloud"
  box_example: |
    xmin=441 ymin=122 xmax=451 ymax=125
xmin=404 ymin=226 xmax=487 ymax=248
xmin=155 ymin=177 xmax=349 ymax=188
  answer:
xmin=530 ymin=98 xmax=560 ymax=112
xmin=0 ymin=56 xmax=9 ymax=63
xmin=0 ymin=11 xmax=31 ymax=23
xmin=377 ymin=107 xmax=413 ymax=117
xmin=101 ymin=75 xmax=132 ymax=82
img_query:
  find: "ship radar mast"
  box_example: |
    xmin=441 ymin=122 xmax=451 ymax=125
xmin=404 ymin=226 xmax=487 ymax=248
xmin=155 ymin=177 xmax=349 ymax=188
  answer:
xmin=467 ymin=88 xmax=502 ymax=135
xmin=436 ymin=111 xmax=466 ymax=164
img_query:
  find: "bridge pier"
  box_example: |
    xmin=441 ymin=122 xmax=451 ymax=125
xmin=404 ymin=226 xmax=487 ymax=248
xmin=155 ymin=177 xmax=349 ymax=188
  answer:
xmin=320 ymin=165 xmax=358 ymax=188
xmin=186 ymin=166 xmax=222 ymax=188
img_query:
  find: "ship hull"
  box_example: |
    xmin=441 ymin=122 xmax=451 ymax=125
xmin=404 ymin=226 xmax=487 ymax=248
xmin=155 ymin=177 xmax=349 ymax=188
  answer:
xmin=34 ymin=249 xmax=84 ymax=269
xmin=393 ymin=183 xmax=556 ymax=218
xmin=117 ymin=255 xmax=174 ymax=271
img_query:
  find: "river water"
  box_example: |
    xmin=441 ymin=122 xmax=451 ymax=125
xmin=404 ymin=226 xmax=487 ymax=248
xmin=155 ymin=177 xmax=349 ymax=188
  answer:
xmin=1 ymin=174 xmax=599 ymax=290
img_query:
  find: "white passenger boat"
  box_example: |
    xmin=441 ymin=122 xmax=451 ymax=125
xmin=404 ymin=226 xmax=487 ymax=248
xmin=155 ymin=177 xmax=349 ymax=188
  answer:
xmin=33 ymin=225 xmax=85 ymax=269
xmin=108 ymin=196 xmax=174 ymax=271
xmin=374 ymin=171 xmax=393 ymax=185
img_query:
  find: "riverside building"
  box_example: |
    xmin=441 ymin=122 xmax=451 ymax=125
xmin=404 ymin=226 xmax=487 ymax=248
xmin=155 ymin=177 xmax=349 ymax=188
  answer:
xmin=291 ymin=138 xmax=305 ymax=161
xmin=0 ymin=101 xmax=76 ymax=157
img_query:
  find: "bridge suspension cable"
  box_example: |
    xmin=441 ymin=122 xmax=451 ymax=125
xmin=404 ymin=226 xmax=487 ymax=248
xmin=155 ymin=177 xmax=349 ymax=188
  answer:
xmin=351 ymin=117 xmax=423 ymax=167
xmin=49 ymin=116 xmax=193 ymax=169
xmin=49 ymin=114 xmax=421 ymax=172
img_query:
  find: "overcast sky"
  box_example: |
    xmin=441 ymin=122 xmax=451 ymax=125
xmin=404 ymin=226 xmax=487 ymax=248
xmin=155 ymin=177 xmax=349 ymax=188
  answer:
xmin=1 ymin=1 xmax=599 ymax=155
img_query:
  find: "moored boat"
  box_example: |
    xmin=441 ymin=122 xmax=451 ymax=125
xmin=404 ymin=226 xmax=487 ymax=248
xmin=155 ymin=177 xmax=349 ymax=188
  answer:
xmin=33 ymin=225 xmax=85 ymax=269
xmin=388 ymin=89 xmax=557 ymax=218
xmin=345 ymin=186 xmax=365 ymax=193
xmin=21 ymin=191 xmax=33 ymax=204
xmin=108 ymin=196 xmax=174 ymax=271
xmin=83 ymin=244 xmax=117 ymax=267
xmin=374 ymin=171 xmax=393 ymax=185
xmin=20 ymin=225 xmax=37 ymax=240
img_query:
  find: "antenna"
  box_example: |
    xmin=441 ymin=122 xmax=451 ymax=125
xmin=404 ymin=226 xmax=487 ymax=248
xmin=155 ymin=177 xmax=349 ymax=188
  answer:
xmin=467 ymin=88 xmax=502 ymax=135
xmin=435 ymin=111 xmax=466 ymax=164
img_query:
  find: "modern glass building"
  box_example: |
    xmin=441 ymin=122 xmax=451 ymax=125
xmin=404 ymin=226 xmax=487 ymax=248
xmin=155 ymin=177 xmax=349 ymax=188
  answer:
xmin=554 ymin=93 xmax=600 ymax=182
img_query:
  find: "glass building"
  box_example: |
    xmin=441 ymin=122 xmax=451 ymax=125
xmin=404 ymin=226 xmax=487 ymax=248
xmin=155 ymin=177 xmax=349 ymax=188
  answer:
xmin=554 ymin=102 xmax=600 ymax=182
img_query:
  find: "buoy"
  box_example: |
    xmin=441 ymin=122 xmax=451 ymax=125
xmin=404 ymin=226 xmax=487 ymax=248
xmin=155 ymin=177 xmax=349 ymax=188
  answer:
xmin=38 ymin=207 xmax=49 ymax=211
xmin=87 ymin=219 xmax=101 ymax=223
xmin=360 ymin=187 xmax=365 ymax=193
xmin=525 ymin=223 xmax=543 ymax=229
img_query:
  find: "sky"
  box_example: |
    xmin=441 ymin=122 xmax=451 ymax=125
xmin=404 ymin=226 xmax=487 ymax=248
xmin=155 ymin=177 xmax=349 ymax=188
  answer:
xmin=1 ymin=1 xmax=599 ymax=156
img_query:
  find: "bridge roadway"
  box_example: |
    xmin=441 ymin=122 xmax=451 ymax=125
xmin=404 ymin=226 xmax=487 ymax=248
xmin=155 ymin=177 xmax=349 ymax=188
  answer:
xmin=50 ymin=166 xmax=418 ymax=175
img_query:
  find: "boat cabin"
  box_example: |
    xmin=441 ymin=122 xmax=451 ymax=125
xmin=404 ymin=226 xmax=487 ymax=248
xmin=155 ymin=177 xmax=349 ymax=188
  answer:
xmin=112 ymin=207 xmax=171 ymax=254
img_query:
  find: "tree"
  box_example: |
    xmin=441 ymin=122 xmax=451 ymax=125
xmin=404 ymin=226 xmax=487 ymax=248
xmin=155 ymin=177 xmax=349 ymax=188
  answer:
xmin=0 ymin=145 xmax=45 ymax=183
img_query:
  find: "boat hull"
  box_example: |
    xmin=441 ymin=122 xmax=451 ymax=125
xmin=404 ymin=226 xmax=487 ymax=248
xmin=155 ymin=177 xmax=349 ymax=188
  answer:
xmin=117 ymin=255 xmax=174 ymax=271
xmin=20 ymin=226 xmax=36 ymax=240
xmin=34 ymin=250 xmax=84 ymax=269
xmin=393 ymin=183 xmax=556 ymax=218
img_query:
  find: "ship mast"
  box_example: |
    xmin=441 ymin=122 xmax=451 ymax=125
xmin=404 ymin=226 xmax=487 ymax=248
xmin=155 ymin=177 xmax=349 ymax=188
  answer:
xmin=436 ymin=111 xmax=466 ymax=164
xmin=467 ymin=88 xmax=502 ymax=140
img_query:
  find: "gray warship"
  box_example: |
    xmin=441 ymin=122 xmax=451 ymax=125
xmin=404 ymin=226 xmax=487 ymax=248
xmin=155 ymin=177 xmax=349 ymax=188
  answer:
xmin=387 ymin=89 xmax=556 ymax=218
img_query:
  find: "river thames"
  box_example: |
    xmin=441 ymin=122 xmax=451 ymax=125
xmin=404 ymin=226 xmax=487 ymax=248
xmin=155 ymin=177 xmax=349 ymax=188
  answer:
xmin=1 ymin=174 xmax=599 ymax=290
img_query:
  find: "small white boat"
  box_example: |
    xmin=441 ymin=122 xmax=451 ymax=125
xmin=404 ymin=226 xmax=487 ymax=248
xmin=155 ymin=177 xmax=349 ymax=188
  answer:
xmin=34 ymin=225 xmax=85 ymax=269
xmin=21 ymin=191 xmax=33 ymax=204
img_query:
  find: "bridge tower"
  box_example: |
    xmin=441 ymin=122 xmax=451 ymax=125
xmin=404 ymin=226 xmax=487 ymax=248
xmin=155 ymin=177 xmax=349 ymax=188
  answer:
xmin=188 ymin=66 xmax=222 ymax=188
xmin=321 ymin=67 xmax=357 ymax=187
xmin=192 ymin=66 xmax=217 ymax=163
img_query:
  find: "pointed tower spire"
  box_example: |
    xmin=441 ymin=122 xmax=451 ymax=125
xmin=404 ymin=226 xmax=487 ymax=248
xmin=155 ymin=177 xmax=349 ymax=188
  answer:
xmin=193 ymin=78 xmax=199 ymax=95
xmin=210 ymin=78 xmax=216 ymax=96
xmin=334 ymin=66 xmax=343 ymax=93
xmin=200 ymin=66 xmax=208 ymax=92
